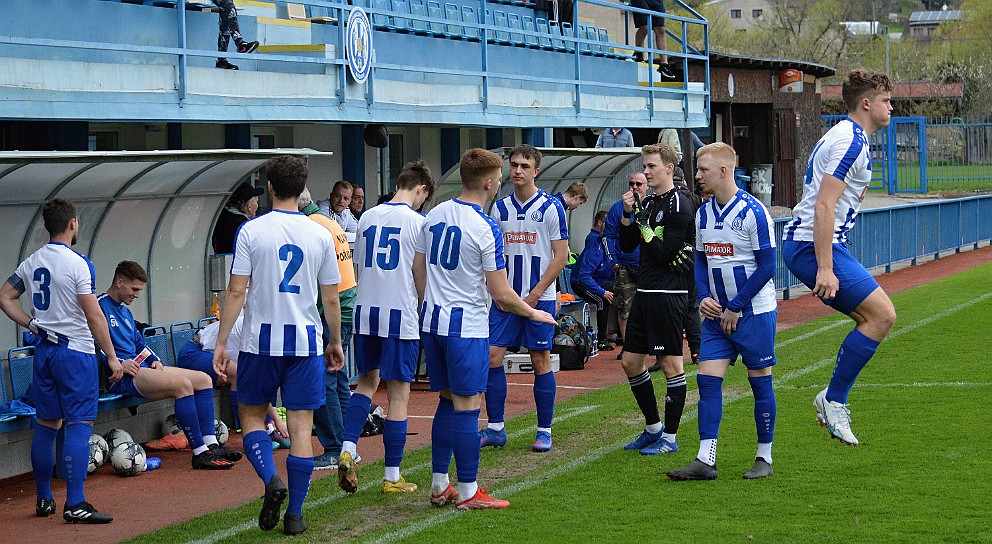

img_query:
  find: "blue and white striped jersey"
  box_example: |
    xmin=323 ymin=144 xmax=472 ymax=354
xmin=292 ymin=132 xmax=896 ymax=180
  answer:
xmin=353 ymin=202 xmax=426 ymax=340
xmin=489 ymin=189 xmax=568 ymax=301
xmin=785 ymin=117 xmax=873 ymax=244
xmin=416 ymin=199 xmax=506 ymax=338
xmin=697 ymin=190 xmax=777 ymax=316
xmin=232 ymin=209 xmax=340 ymax=357
xmin=9 ymin=243 xmax=97 ymax=353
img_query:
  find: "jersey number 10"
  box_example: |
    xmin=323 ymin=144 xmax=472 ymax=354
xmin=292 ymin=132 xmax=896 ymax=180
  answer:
xmin=428 ymin=222 xmax=461 ymax=270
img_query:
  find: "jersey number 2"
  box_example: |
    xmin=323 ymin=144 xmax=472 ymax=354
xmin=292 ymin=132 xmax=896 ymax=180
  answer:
xmin=279 ymin=244 xmax=304 ymax=294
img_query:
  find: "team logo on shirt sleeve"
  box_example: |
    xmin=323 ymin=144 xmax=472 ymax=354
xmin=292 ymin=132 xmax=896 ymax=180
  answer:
xmin=704 ymin=243 xmax=734 ymax=257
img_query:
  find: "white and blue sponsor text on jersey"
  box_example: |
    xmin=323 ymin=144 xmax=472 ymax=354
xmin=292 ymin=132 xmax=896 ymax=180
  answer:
xmin=697 ymin=190 xmax=777 ymax=315
xmin=9 ymin=243 xmax=97 ymax=353
xmin=417 ymin=199 xmax=506 ymax=338
xmin=232 ymin=209 xmax=340 ymax=357
xmin=785 ymin=117 xmax=873 ymax=244
xmin=354 ymin=202 xmax=426 ymax=340
xmin=489 ymin=189 xmax=568 ymax=301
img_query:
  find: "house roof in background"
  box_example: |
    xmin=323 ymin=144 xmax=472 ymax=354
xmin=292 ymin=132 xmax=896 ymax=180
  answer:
xmin=908 ymin=10 xmax=964 ymax=24
xmin=822 ymin=81 xmax=964 ymax=101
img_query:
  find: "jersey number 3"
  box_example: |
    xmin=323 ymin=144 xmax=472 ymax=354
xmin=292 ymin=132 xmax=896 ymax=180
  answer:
xmin=279 ymin=244 xmax=304 ymax=294
xmin=32 ymin=267 xmax=52 ymax=311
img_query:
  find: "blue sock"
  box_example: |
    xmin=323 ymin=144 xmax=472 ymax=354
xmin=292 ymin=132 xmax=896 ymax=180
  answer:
xmin=827 ymin=328 xmax=880 ymax=404
xmin=194 ymin=388 xmax=216 ymax=441
xmin=343 ymin=393 xmax=372 ymax=444
xmin=431 ymin=396 xmax=454 ymax=474
xmin=175 ymin=394 xmax=204 ymax=449
xmin=31 ymin=422 xmax=57 ymax=501
xmin=749 ymin=375 xmax=776 ymax=444
xmin=696 ymin=374 xmax=724 ymax=440
xmin=64 ymin=422 xmax=92 ymax=507
xmin=452 ymin=409 xmax=481 ymax=485
xmin=228 ymin=390 xmax=240 ymax=430
xmin=533 ymin=371 xmax=556 ymax=429
xmin=243 ymin=430 xmax=276 ymax=483
xmin=285 ymin=455 xmax=314 ymax=517
xmin=383 ymin=419 xmax=408 ymax=469
xmin=486 ymin=366 xmax=507 ymax=425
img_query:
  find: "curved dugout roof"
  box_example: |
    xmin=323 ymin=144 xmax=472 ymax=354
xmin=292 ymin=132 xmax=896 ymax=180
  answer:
xmin=435 ymin=148 xmax=644 ymax=252
xmin=0 ymin=149 xmax=332 ymax=350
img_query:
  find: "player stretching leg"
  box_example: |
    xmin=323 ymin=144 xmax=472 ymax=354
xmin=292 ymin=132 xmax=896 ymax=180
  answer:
xmin=783 ymin=69 xmax=897 ymax=446
xmin=0 ymin=199 xmax=120 ymax=523
xmin=484 ymin=144 xmax=569 ymax=453
xmin=419 ymin=149 xmax=557 ymax=510
xmin=337 ymin=161 xmax=436 ymax=494
xmin=667 ymin=143 xmax=778 ymax=481
xmin=214 ymin=156 xmax=344 ymax=535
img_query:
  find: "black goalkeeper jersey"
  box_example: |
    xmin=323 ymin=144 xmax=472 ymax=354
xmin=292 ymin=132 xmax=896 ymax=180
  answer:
xmin=618 ymin=186 xmax=695 ymax=292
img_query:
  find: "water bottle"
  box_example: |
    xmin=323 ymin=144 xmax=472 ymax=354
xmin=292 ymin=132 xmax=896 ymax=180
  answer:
xmin=587 ymin=326 xmax=598 ymax=357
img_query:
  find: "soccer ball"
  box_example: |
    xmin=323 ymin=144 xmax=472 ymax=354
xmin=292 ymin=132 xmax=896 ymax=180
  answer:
xmin=214 ymin=419 xmax=229 ymax=446
xmin=553 ymin=333 xmax=575 ymax=347
xmin=110 ymin=441 xmax=147 ymax=477
xmin=88 ymin=435 xmax=108 ymax=473
xmin=104 ymin=428 xmax=134 ymax=450
xmin=161 ymin=414 xmax=182 ymax=436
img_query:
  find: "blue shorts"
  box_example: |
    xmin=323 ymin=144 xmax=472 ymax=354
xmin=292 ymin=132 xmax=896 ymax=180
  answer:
xmin=107 ymin=361 xmax=155 ymax=398
xmin=237 ymin=352 xmax=326 ymax=410
xmin=176 ymin=342 xmax=219 ymax=383
xmin=783 ymin=240 xmax=879 ymax=315
xmin=489 ymin=300 xmax=557 ymax=351
xmin=699 ymin=311 xmax=777 ymax=370
xmin=422 ymin=333 xmax=489 ymax=396
xmin=354 ymin=334 xmax=419 ymax=383
xmin=33 ymin=341 xmax=99 ymax=422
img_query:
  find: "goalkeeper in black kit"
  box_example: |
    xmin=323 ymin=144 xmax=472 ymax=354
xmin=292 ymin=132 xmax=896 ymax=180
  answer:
xmin=617 ymin=144 xmax=696 ymax=456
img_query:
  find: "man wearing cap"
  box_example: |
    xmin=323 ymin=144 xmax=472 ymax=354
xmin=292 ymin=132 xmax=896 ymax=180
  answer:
xmin=212 ymin=182 xmax=264 ymax=254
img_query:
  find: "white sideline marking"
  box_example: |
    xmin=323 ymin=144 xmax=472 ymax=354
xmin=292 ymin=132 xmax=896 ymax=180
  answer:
xmin=779 ymin=382 xmax=992 ymax=390
xmin=508 ymin=382 xmax=598 ymax=391
xmin=364 ymin=293 xmax=991 ymax=544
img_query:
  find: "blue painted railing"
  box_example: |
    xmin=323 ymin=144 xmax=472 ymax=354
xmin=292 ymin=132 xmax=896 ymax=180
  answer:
xmin=774 ymin=195 xmax=992 ymax=299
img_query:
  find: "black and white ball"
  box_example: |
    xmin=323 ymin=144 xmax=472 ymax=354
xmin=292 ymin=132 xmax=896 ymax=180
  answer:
xmin=110 ymin=441 xmax=147 ymax=477
xmin=214 ymin=419 xmax=229 ymax=446
xmin=161 ymin=414 xmax=182 ymax=436
xmin=88 ymin=434 xmax=109 ymax=473
xmin=104 ymin=428 xmax=134 ymax=450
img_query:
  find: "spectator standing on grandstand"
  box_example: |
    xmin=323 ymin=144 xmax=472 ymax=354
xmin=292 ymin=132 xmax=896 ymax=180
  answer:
xmin=297 ymin=188 xmax=358 ymax=471
xmin=0 ymin=198 xmax=121 ymax=523
xmin=667 ymin=143 xmax=778 ymax=481
xmin=336 ymin=161 xmax=436 ymax=496
xmin=571 ymin=210 xmax=617 ymax=351
xmin=212 ymin=0 xmax=259 ymax=70
xmin=483 ymin=145 xmax=569 ymax=454
xmin=595 ymin=127 xmax=635 ymax=148
xmin=630 ymin=0 xmax=675 ymax=80
xmin=552 ymin=181 xmax=589 ymax=211
xmin=604 ymin=172 xmax=648 ymax=351
xmin=317 ymin=180 xmax=359 ymax=233
xmin=349 ymin=184 xmax=366 ymax=220
xmin=212 ymin=181 xmax=264 ymax=254
xmin=97 ymin=261 xmax=240 ymax=469
xmin=418 ymin=148 xmax=556 ymax=510
xmin=782 ymin=69 xmax=896 ymax=447
xmin=213 ymin=155 xmax=344 ymax=535
xmin=619 ymin=144 xmax=693 ymax=456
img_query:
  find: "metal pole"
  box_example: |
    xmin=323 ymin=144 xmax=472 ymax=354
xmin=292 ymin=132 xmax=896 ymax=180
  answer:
xmin=885 ymin=25 xmax=890 ymax=75
xmin=177 ymin=2 xmax=187 ymax=104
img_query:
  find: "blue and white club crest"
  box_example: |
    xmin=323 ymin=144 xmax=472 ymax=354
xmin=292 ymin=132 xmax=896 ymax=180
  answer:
xmin=347 ymin=7 xmax=373 ymax=84
xmin=731 ymin=217 xmax=745 ymax=232
xmin=531 ymin=210 xmax=544 ymax=221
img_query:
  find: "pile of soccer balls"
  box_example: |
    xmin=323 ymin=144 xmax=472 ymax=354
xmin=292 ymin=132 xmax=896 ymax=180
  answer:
xmin=88 ymin=429 xmax=147 ymax=476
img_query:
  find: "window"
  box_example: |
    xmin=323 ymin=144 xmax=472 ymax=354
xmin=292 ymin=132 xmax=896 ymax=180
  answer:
xmin=730 ymin=9 xmax=741 ymax=18
xmin=752 ymin=9 xmax=763 ymax=19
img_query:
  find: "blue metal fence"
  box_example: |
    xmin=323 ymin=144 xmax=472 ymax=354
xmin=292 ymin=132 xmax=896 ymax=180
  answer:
xmin=775 ymin=194 xmax=992 ymax=299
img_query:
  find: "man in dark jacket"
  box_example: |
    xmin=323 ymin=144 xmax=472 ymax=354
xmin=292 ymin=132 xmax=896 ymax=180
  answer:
xmin=571 ymin=210 xmax=616 ymax=351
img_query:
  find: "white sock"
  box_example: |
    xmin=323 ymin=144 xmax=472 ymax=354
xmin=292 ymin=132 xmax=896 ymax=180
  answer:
xmin=342 ymin=441 xmax=358 ymax=458
xmin=265 ymin=422 xmax=276 ymax=434
xmin=645 ymin=422 xmax=663 ymax=434
xmin=487 ymin=422 xmax=505 ymax=431
xmin=384 ymin=466 xmax=400 ymax=483
xmin=192 ymin=444 xmax=209 ymax=455
xmin=697 ymin=438 xmax=717 ymax=466
xmin=202 ymin=435 xmax=219 ymax=447
xmin=537 ymin=427 xmax=552 ymax=434
xmin=756 ymin=442 xmax=773 ymax=464
xmin=661 ymin=432 xmax=677 ymax=443
xmin=431 ymin=472 xmax=450 ymax=493
xmin=458 ymin=481 xmax=478 ymax=502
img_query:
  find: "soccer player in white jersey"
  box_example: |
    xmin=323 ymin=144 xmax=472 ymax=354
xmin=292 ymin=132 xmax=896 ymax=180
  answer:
xmin=667 ymin=143 xmax=778 ymax=481
xmin=336 ymin=160 xmax=436 ymax=495
xmin=483 ymin=144 xmax=569 ymax=453
xmin=213 ymin=156 xmax=344 ymax=536
xmin=0 ymin=198 xmax=122 ymax=523
xmin=417 ymin=148 xmax=557 ymax=510
xmin=782 ymin=69 xmax=897 ymax=447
